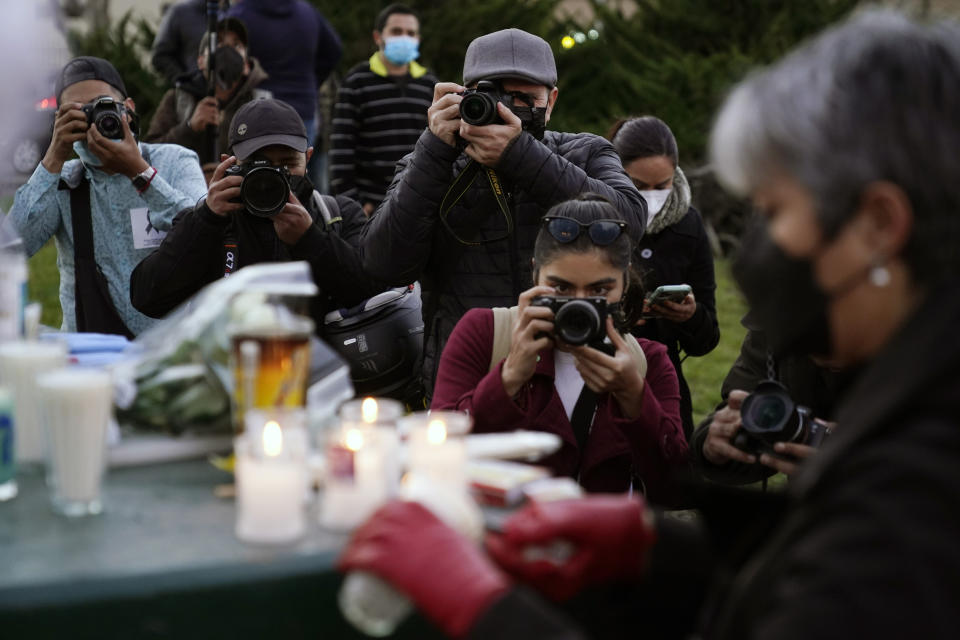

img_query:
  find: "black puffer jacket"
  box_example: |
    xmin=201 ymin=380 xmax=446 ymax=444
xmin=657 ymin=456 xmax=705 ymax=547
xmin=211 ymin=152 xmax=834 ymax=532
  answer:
xmin=362 ymin=129 xmax=646 ymax=395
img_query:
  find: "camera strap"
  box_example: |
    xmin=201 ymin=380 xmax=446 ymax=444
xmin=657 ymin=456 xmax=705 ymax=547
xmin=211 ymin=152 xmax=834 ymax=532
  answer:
xmin=570 ymin=387 xmax=598 ymax=460
xmin=438 ymin=160 xmax=513 ymax=244
xmin=61 ymin=177 xmax=135 ymax=339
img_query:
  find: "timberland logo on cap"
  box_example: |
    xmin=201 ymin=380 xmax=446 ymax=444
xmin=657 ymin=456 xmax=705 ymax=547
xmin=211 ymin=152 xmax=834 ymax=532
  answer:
xmin=237 ymin=123 xmax=248 ymax=136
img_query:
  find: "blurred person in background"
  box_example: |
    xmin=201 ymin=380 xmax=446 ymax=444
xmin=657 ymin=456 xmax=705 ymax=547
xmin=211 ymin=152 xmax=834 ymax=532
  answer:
xmin=9 ymin=57 xmax=206 ymax=337
xmin=151 ymin=0 xmax=209 ymax=86
xmin=145 ymin=18 xmax=271 ymax=171
xmin=227 ymin=0 xmax=342 ymax=187
xmin=362 ymin=28 xmax=646 ymax=399
xmin=610 ymin=116 xmax=720 ymax=440
xmin=432 ymin=195 xmax=686 ymax=501
xmin=339 ymin=11 xmax=960 ymax=639
xmin=330 ymin=3 xmax=437 ymax=216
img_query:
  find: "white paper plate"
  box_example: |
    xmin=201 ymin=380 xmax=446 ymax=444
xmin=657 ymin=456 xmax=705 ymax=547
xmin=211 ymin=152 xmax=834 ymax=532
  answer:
xmin=465 ymin=431 xmax=562 ymax=461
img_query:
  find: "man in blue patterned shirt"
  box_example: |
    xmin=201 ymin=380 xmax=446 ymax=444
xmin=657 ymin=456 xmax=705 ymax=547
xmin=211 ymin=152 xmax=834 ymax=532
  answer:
xmin=9 ymin=57 xmax=207 ymax=336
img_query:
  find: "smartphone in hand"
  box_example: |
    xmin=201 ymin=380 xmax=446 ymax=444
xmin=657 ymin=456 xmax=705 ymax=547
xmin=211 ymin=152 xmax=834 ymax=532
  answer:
xmin=644 ymin=284 xmax=692 ymax=317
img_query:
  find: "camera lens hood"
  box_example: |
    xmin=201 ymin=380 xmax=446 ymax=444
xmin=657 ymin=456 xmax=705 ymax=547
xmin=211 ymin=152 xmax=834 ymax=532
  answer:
xmin=554 ymin=299 xmax=602 ymax=346
xmin=241 ymin=166 xmax=290 ymax=217
xmin=740 ymin=380 xmax=803 ymax=444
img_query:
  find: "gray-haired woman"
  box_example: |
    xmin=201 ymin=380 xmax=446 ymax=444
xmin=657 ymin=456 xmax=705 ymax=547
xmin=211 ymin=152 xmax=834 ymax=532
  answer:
xmin=338 ymin=11 xmax=960 ymax=639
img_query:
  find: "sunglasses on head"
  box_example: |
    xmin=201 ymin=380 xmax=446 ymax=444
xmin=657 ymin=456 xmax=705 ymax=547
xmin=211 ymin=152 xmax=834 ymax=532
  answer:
xmin=541 ymin=216 xmax=628 ymax=246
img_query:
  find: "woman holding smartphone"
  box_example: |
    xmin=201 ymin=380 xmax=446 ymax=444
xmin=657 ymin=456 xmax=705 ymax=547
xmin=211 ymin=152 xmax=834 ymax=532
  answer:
xmin=610 ymin=116 xmax=720 ymax=439
xmin=431 ymin=194 xmax=687 ymax=501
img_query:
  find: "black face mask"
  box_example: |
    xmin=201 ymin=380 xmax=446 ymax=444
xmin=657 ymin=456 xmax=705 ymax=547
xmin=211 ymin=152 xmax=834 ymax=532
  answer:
xmin=732 ymin=219 xmax=833 ymax=359
xmin=501 ymin=89 xmax=548 ymax=140
xmin=212 ymin=46 xmax=245 ymax=91
xmin=287 ymin=173 xmax=314 ymax=203
xmin=511 ymin=105 xmax=547 ymax=140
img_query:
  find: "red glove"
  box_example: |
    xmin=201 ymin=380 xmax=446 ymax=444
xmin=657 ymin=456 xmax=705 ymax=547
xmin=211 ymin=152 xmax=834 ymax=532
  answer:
xmin=485 ymin=495 xmax=656 ymax=602
xmin=338 ymin=501 xmax=510 ymax=638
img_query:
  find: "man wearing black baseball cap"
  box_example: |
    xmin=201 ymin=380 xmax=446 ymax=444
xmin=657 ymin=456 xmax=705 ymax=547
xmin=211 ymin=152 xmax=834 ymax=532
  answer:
xmin=130 ymin=98 xmax=384 ymax=330
xmin=8 ymin=56 xmax=207 ymax=337
xmin=361 ymin=28 xmax=647 ymax=398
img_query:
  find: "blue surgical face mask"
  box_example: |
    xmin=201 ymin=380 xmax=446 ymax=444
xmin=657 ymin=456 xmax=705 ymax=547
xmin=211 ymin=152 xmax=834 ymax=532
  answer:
xmin=383 ymin=36 xmax=419 ymax=65
xmin=73 ymin=140 xmax=103 ymax=167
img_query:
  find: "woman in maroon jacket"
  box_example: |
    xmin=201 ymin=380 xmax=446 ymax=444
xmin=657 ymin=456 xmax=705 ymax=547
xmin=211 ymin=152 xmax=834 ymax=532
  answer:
xmin=431 ymin=194 xmax=687 ymax=500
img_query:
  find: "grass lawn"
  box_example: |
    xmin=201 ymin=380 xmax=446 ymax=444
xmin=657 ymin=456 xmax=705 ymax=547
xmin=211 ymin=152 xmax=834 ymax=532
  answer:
xmin=27 ymin=243 xmax=749 ymax=422
xmin=684 ymin=260 xmax=748 ymax=425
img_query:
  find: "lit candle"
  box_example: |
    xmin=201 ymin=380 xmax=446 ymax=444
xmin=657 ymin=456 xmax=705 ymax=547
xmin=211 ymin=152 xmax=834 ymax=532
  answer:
xmin=319 ymin=420 xmax=393 ymax=531
xmin=403 ymin=411 xmax=471 ymax=489
xmin=235 ymin=419 xmax=306 ymax=544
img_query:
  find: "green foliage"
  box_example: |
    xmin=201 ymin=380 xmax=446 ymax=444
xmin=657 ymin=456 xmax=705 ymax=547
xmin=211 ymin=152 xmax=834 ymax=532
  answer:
xmin=67 ymin=11 xmax=167 ymax=135
xmin=27 ymin=241 xmax=62 ymax=330
xmin=683 ymin=259 xmax=747 ymax=424
xmin=550 ymin=0 xmax=860 ymax=162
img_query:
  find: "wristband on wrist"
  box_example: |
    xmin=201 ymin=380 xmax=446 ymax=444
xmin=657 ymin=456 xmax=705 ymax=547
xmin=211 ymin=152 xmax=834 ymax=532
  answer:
xmin=132 ymin=166 xmax=157 ymax=194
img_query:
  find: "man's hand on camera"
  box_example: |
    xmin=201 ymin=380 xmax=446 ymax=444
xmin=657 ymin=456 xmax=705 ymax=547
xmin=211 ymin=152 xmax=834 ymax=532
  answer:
xmin=459 ymin=103 xmax=523 ymax=167
xmin=206 ymin=154 xmax=244 ymax=217
xmin=759 ymin=419 xmax=832 ymax=475
xmin=42 ymin=102 xmax=88 ymax=173
xmin=427 ymin=82 xmax=465 ymax=148
xmin=702 ymin=389 xmax=757 ymax=465
xmin=87 ymin=115 xmax=148 ymax=177
xmin=274 ymin=190 xmax=313 ymax=245
xmin=501 ymin=285 xmax=556 ymax=399
xmin=759 ymin=442 xmax=814 ymax=476
xmin=189 ymin=96 xmax=221 ymax=132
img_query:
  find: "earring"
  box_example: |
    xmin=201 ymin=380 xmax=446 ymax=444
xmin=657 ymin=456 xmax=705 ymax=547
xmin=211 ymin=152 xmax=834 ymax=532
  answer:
xmin=869 ymin=263 xmax=891 ymax=287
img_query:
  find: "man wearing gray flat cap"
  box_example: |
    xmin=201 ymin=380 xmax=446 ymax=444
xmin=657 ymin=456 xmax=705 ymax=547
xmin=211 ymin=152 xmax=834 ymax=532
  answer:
xmin=362 ymin=28 xmax=646 ymax=399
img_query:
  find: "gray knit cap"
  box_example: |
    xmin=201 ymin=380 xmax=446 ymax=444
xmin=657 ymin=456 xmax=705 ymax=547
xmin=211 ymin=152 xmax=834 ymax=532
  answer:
xmin=462 ymin=28 xmax=557 ymax=88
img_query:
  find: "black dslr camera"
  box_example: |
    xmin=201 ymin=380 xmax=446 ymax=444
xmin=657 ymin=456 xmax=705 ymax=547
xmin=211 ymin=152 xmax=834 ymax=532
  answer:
xmin=531 ymin=296 xmax=610 ymax=349
xmin=459 ymin=80 xmax=508 ymax=126
xmin=224 ymin=160 xmax=291 ymax=217
xmin=82 ymin=96 xmax=126 ymax=140
xmin=733 ymin=380 xmax=830 ymax=456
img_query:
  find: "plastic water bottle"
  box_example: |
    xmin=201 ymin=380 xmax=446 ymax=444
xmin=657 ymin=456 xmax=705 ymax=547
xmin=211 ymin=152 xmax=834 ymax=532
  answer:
xmin=0 ymin=214 xmax=27 ymax=343
xmin=338 ymin=476 xmax=484 ymax=637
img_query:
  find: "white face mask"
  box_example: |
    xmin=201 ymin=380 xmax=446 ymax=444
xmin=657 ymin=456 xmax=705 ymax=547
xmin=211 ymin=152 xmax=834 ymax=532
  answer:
xmin=640 ymin=188 xmax=671 ymax=227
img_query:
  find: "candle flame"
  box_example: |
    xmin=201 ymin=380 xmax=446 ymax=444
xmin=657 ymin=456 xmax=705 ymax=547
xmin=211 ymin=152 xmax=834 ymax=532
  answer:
xmin=427 ymin=419 xmax=447 ymax=445
xmin=345 ymin=428 xmax=365 ymax=452
xmin=263 ymin=420 xmax=282 ymax=457
xmin=361 ymin=397 xmax=379 ymax=423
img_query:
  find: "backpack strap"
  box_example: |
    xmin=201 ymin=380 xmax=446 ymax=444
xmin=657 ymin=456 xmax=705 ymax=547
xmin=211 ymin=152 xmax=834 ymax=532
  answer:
xmin=622 ymin=333 xmax=648 ymax=380
xmin=311 ymin=191 xmax=342 ymax=229
xmin=489 ymin=306 xmax=519 ymax=372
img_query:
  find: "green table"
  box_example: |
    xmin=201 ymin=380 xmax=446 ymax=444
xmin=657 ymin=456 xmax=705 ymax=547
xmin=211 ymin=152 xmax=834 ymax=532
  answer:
xmin=0 ymin=460 xmax=443 ymax=639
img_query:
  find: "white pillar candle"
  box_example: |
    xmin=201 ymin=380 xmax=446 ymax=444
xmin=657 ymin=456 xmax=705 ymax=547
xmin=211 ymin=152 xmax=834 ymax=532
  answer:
xmin=35 ymin=367 xmax=113 ymax=517
xmin=0 ymin=340 xmax=67 ymax=464
xmin=402 ymin=411 xmax=472 ymax=489
xmin=235 ymin=421 xmax=307 ymax=544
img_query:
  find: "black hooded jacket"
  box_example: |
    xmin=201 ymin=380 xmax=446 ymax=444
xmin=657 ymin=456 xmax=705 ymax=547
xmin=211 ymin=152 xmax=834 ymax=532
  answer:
xmin=129 ymin=182 xmax=382 ymax=329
